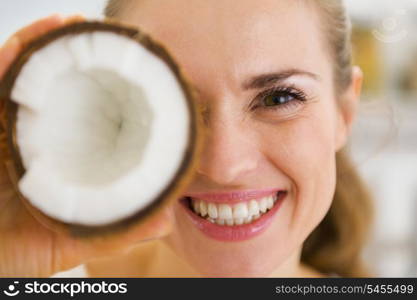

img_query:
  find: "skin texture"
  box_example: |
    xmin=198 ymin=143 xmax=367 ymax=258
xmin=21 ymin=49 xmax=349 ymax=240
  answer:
xmin=0 ymin=0 xmax=362 ymax=277
xmin=89 ymin=0 xmax=362 ymax=277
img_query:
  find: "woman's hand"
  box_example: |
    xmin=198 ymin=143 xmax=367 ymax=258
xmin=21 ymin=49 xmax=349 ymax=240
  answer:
xmin=0 ymin=15 xmax=174 ymax=277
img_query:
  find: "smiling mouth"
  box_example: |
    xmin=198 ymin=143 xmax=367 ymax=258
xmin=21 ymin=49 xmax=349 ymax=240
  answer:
xmin=183 ymin=191 xmax=285 ymax=226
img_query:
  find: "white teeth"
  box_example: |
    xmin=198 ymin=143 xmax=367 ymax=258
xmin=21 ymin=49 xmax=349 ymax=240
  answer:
xmin=218 ymin=204 xmax=233 ymax=219
xmin=192 ymin=199 xmax=200 ymax=214
xmin=189 ymin=193 xmax=281 ymax=226
xmin=244 ymin=216 xmax=253 ymax=224
xmin=234 ymin=218 xmax=244 ymax=225
xmin=259 ymin=198 xmax=268 ymax=213
xmin=199 ymin=201 xmax=208 ymax=217
xmin=208 ymin=203 xmax=218 ymax=218
xmin=266 ymin=196 xmax=274 ymax=209
xmin=233 ymin=203 xmax=248 ymax=219
xmin=248 ymin=200 xmax=259 ymax=216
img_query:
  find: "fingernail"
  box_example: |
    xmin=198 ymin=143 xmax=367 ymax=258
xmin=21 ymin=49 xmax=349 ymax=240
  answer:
xmin=49 ymin=13 xmax=64 ymax=22
xmin=3 ymin=36 xmax=19 ymax=49
xmin=65 ymin=14 xmax=85 ymax=24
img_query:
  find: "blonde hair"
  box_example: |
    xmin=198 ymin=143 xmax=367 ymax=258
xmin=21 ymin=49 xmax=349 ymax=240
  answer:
xmin=104 ymin=0 xmax=374 ymax=277
xmin=300 ymin=0 xmax=373 ymax=277
xmin=104 ymin=0 xmax=132 ymax=18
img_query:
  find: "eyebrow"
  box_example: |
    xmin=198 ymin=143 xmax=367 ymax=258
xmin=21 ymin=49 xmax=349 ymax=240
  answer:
xmin=242 ymin=68 xmax=320 ymax=90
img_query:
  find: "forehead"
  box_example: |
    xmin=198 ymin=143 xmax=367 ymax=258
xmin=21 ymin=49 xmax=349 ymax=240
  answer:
xmin=121 ymin=0 xmax=330 ymax=89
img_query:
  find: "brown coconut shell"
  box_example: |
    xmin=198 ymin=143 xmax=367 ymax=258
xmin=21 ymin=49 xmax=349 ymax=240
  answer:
xmin=0 ymin=20 xmax=203 ymax=238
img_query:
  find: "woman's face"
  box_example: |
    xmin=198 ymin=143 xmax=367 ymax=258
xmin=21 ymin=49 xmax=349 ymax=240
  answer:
xmin=121 ymin=0 xmax=361 ymax=276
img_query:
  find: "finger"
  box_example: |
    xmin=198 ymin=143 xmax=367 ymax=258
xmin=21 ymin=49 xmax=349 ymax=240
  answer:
xmin=64 ymin=14 xmax=86 ymax=25
xmin=0 ymin=14 xmax=85 ymax=81
xmin=84 ymin=206 xmax=175 ymax=257
xmin=0 ymin=14 xmax=64 ymax=79
xmin=0 ymin=37 xmax=21 ymax=80
xmin=12 ymin=14 xmax=65 ymax=46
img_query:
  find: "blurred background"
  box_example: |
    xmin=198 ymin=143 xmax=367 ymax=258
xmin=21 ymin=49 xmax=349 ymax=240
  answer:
xmin=1 ymin=0 xmax=416 ymax=277
xmin=346 ymin=0 xmax=417 ymax=277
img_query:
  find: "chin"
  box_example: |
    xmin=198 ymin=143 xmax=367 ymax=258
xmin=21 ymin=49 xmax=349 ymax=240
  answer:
xmin=189 ymin=252 xmax=280 ymax=277
xmin=166 ymin=230 xmax=298 ymax=278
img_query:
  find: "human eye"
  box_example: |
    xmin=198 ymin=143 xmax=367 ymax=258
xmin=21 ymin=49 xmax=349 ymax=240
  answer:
xmin=254 ymin=85 xmax=308 ymax=113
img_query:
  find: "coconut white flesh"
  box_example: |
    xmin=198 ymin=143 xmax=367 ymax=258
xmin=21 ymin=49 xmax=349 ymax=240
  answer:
xmin=11 ymin=31 xmax=190 ymax=226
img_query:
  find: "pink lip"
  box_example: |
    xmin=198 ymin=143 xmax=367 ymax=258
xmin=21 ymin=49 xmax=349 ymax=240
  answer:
xmin=180 ymin=191 xmax=287 ymax=241
xmin=184 ymin=188 xmax=281 ymax=204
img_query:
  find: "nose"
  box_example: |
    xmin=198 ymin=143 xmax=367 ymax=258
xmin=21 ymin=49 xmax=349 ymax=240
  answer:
xmin=196 ymin=112 xmax=260 ymax=186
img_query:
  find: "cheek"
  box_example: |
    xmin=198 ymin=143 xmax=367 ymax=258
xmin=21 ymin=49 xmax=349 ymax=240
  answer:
xmin=260 ymin=105 xmax=339 ymax=236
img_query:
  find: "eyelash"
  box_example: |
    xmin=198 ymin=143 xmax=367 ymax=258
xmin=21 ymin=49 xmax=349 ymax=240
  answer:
xmin=252 ymin=85 xmax=308 ymax=112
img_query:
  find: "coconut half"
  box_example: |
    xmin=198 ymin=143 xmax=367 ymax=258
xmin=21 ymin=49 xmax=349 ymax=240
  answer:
xmin=0 ymin=21 xmax=201 ymax=236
